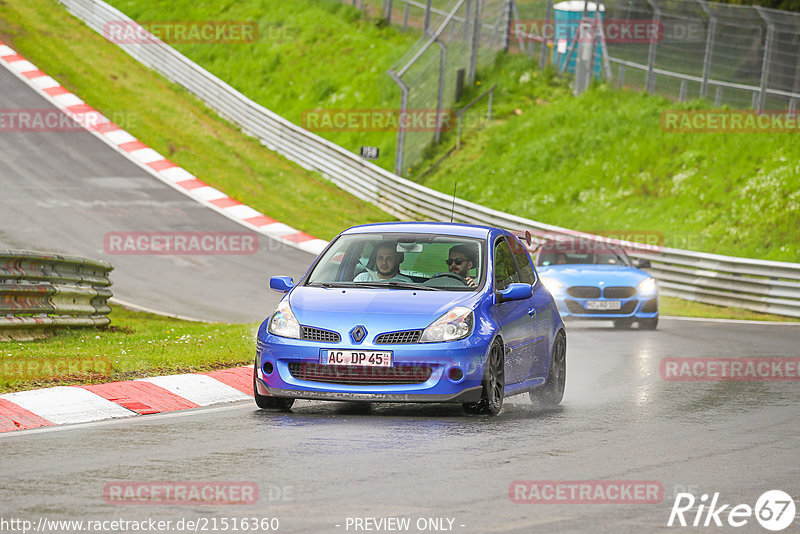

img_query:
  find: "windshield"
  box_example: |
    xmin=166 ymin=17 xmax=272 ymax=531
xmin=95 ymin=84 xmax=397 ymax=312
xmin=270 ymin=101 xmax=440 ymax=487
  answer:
xmin=306 ymin=233 xmax=485 ymax=291
xmin=537 ymin=245 xmax=630 ymax=267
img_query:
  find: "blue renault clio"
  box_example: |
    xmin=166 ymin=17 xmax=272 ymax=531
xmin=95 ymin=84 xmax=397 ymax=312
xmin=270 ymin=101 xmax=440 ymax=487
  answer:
xmin=255 ymin=222 xmax=566 ymax=415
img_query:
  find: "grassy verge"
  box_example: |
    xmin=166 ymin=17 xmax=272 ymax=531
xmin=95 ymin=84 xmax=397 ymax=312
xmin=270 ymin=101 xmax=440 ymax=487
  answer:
xmin=0 ymin=0 xmax=393 ymax=241
xmin=413 ymin=53 xmax=800 ymax=262
xmin=659 ymin=296 xmax=798 ymax=322
xmin=0 ymin=305 xmax=257 ymax=394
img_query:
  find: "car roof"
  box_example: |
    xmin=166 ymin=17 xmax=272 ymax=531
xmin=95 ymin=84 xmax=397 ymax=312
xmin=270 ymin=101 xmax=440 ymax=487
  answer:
xmin=341 ymin=221 xmax=496 ymax=239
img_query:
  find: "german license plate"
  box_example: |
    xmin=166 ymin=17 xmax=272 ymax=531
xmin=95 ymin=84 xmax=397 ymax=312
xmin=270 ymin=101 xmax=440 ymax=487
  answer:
xmin=320 ymin=350 xmax=392 ymax=367
xmin=586 ymin=300 xmax=622 ymax=310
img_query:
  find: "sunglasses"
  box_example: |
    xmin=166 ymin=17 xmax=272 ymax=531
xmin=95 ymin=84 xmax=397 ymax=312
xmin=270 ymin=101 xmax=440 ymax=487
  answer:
xmin=446 ymin=258 xmax=468 ymax=266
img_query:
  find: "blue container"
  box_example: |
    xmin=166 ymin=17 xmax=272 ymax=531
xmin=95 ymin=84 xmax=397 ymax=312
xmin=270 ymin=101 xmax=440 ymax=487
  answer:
xmin=552 ymin=1 xmax=604 ymax=78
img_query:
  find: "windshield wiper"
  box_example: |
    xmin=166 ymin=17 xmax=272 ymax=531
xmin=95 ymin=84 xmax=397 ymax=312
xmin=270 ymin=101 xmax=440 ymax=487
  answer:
xmin=354 ymin=281 xmax=438 ymax=291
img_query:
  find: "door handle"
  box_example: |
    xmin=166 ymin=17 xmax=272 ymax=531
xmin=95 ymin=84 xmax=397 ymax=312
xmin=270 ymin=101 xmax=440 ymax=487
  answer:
xmin=527 ymin=307 xmax=537 ymax=318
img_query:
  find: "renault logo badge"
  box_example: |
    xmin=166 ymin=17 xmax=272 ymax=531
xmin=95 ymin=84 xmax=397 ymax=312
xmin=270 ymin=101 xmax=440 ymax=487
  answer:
xmin=350 ymin=325 xmax=367 ymax=343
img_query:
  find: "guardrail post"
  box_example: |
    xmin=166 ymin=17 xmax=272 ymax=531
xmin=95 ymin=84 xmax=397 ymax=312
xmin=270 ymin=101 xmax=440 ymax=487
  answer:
xmin=645 ymin=0 xmax=661 ymax=94
xmin=698 ymin=1 xmax=716 ymax=99
xmin=755 ymin=7 xmax=775 ymax=112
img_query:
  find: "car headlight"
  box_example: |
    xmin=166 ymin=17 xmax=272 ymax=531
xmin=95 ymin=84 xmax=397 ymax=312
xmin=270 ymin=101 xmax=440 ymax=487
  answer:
xmin=268 ymin=299 xmax=301 ymax=339
xmin=420 ymin=306 xmax=473 ymax=343
xmin=637 ymin=277 xmax=657 ymax=295
xmin=540 ymin=276 xmax=564 ymax=294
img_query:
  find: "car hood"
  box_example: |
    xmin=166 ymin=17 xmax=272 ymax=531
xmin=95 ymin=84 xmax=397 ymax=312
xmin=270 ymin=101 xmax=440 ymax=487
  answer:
xmin=288 ymin=286 xmax=480 ymax=335
xmin=538 ymin=264 xmax=651 ymax=287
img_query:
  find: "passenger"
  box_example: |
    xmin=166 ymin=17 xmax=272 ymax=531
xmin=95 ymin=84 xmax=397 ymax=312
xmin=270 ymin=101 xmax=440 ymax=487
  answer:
xmin=354 ymin=241 xmax=412 ymax=282
xmin=447 ymin=244 xmax=478 ymax=287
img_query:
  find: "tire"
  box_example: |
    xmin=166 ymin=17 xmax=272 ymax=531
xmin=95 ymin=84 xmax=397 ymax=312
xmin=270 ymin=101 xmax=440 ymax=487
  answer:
xmin=639 ymin=317 xmax=658 ymax=330
xmin=613 ymin=318 xmax=633 ymax=329
xmin=463 ymin=339 xmax=504 ymax=415
xmin=529 ymin=331 xmax=566 ymax=407
xmin=253 ymin=362 xmax=295 ymax=411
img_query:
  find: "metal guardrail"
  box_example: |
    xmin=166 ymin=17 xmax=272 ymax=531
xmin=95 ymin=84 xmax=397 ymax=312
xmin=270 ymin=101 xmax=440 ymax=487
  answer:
xmin=58 ymin=0 xmax=800 ymax=318
xmin=0 ymin=251 xmax=113 ymax=339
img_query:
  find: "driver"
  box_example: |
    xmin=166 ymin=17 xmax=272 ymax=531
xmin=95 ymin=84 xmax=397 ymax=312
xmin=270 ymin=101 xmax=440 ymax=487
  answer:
xmin=447 ymin=244 xmax=478 ymax=288
xmin=354 ymin=241 xmax=412 ymax=282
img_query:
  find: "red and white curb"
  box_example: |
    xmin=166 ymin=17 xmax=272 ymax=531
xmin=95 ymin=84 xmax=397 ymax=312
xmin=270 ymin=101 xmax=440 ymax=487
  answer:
xmin=0 ymin=366 xmax=253 ymax=433
xmin=0 ymin=41 xmax=328 ymax=256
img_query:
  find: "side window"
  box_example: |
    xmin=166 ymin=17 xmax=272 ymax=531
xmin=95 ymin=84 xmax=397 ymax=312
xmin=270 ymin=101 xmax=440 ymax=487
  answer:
xmin=494 ymin=239 xmax=519 ymax=291
xmin=506 ymin=236 xmax=536 ymax=285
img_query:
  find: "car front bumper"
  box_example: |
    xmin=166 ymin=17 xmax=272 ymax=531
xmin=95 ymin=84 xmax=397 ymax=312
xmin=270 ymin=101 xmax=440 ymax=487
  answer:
xmin=256 ymin=331 xmax=490 ymax=403
xmin=552 ymin=294 xmax=658 ymax=319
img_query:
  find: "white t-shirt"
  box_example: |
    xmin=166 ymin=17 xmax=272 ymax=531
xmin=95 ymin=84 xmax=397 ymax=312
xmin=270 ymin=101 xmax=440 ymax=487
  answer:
xmin=354 ymin=270 xmax=412 ymax=282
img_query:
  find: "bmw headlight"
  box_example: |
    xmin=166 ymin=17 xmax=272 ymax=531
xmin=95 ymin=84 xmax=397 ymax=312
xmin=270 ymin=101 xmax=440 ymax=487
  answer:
xmin=268 ymin=299 xmax=301 ymax=339
xmin=540 ymin=276 xmax=564 ymax=294
xmin=420 ymin=306 xmax=473 ymax=343
xmin=637 ymin=277 xmax=657 ymax=295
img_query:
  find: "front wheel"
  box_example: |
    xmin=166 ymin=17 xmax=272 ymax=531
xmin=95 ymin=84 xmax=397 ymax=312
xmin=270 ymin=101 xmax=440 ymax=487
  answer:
xmin=253 ymin=362 xmax=295 ymax=411
xmin=639 ymin=317 xmax=658 ymax=330
xmin=530 ymin=331 xmax=566 ymax=407
xmin=464 ymin=340 xmax=504 ymax=415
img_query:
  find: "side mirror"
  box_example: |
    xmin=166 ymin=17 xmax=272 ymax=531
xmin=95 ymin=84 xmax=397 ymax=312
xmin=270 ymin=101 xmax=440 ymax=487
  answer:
xmin=269 ymin=276 xmax=295 ymax=293
xmin=496 ymin=283 xmax=532 ymax=304
xmin=633 ymin=258 xmax=652 ymax=269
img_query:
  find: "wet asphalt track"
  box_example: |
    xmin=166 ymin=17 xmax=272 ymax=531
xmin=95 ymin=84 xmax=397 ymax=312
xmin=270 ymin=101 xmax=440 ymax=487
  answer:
xmin=0 ymin=66 xmax=311 ymax=323
xmin=1 ymin=43 xmax=799 ymax=534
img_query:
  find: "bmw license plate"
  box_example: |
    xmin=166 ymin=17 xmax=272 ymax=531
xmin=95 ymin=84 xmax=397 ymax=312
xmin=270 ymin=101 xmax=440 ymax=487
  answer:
xmin=586 ymin=300 xmax=622 ymax=310
xmin=320 ymin=349 xmax=392 ymax=367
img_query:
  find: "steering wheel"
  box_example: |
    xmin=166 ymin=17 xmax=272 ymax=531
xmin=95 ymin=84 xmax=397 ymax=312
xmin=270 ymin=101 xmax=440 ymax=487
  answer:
xmin=428 ymin=272 xmax=468 ymax=285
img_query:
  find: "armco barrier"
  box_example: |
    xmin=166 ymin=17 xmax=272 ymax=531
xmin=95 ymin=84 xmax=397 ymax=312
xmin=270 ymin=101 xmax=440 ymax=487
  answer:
xmin=57 ymin=0 xmax=800 ymax=318
xmin=0 ymin=251 xmax=113 ymax=339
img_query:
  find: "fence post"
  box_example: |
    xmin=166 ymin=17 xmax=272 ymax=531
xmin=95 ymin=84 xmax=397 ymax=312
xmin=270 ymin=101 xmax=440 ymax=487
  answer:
xmin=403 ymin=2 xmax=410 ymax=31
xmin=389 ymin=71 xmax=409 ymax=176
xmin=645 ymin=0 xmax=661 ymax=94
xmin=435 ymin=39 xmax=447 ymax=144
xmin=468 ymin=0 xmax=483 ymax=83
xmin=385 ymin=0 xmax=393 ymax=25
xmin=618 ymin=64 xmax=625 ymax=87
xmin=679 ymin=79 xmax=687 ymax=102
xmin=715 ymin=86 xmax=722 ymax=106
xmin=698 ymin=1 xmax=716 ymax=99
xmin=502 ymin=0 xmax=513 ymax=52
xmin=539 ymin=0 xmax=553 ymax=70
xmin=755 ymin=7 xmax=775 ymax=112
xmin=424 ymin=0 xmax=433 ymax=36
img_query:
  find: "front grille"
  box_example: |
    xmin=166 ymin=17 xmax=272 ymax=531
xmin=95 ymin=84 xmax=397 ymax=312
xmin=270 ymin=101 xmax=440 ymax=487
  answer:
xmin=604 ymin=286 xmax=636 ymax=299
xmin=374 ymin=330 xmax=422 ymax=344
xmin=566 ymin=286 xmax=601 ymax=298
xmin=300 ymin=326 xmax=341 ymax=343
xmin=566 ymin=300 xmax=638 ymax=315
xmin=288 ymin=362 xmax=433 ymax=385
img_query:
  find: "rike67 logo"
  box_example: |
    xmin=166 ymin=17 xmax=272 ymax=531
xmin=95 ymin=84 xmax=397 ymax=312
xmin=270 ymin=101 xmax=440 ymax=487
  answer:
xmin=668 ymin=490 xmax=795 ymax=531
